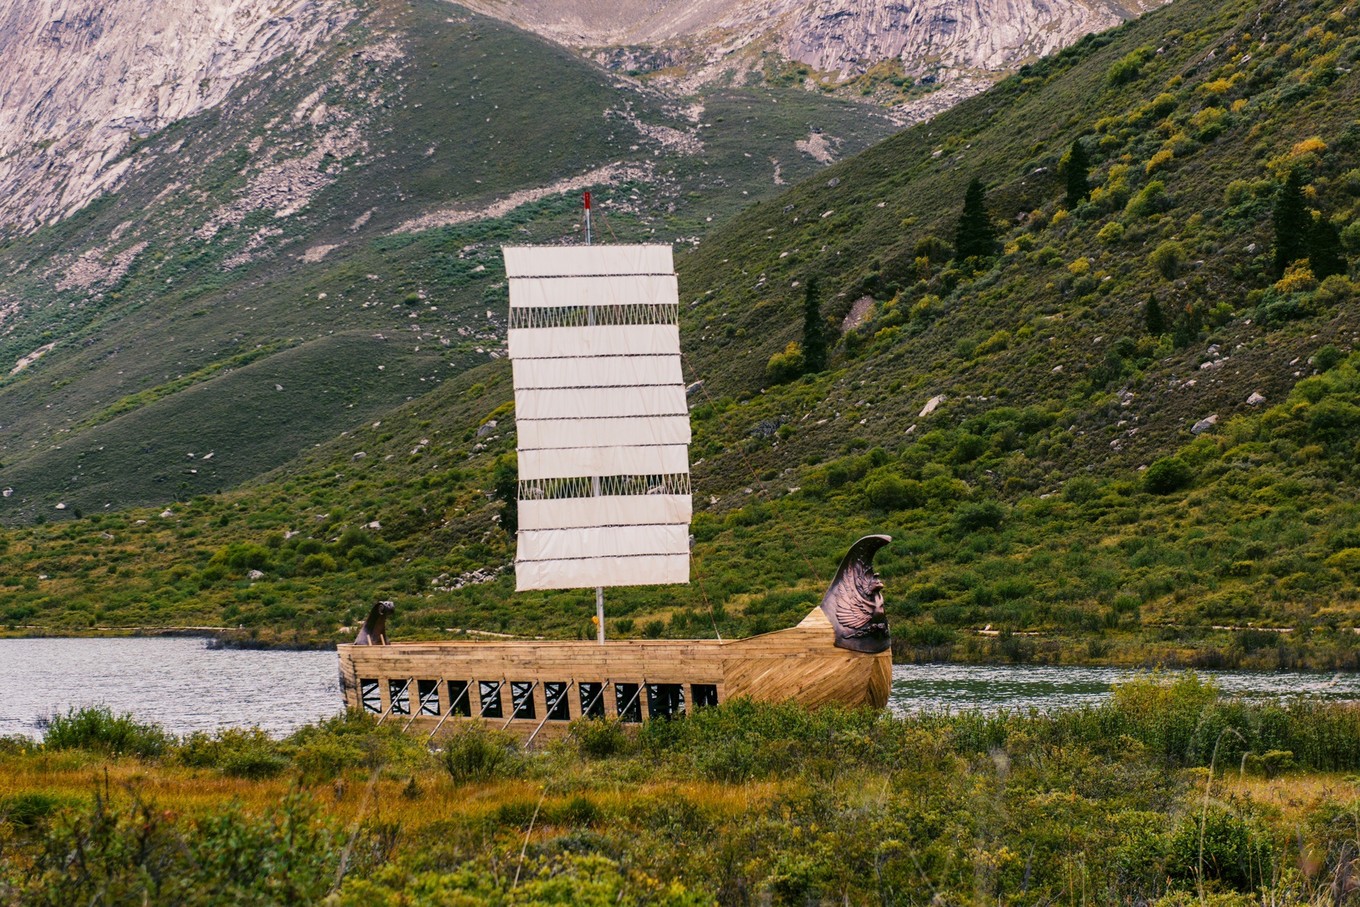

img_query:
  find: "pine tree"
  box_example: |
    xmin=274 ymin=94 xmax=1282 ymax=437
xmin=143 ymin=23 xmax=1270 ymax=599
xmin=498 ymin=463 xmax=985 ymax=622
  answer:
xmin=1063 ymin=138 xmax=1090 ymax=208
xmin=1144 ymin=294 xmax=1165 ymax=335
xmin=1273 ymin=169 xmax=1310 ymax=278
xmin=954 ymin=177 xmax=997 ymax=262
xmin=801 ymin=277 xmax=827 ymax=373
xmin=492 ymin=455 xmax=518 ymax=535
xmin=1309 ymin=215 xmax=1347 ymax=280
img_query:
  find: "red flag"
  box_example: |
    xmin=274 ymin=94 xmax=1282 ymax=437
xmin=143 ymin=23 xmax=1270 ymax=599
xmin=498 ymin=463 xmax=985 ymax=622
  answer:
xmin=583 ymin=191 xmax=591 ymax=210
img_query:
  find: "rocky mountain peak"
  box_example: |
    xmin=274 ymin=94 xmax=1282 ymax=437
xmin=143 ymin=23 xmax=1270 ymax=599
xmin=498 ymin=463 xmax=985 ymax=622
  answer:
xmin=0 ymin=0 xmax=353 ymax=236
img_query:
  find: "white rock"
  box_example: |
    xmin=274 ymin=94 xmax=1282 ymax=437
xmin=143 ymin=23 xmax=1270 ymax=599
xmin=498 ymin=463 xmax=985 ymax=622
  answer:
xmin=55 ymin=502 xmax=66 ymax=510
xmin=247 ymin=569 xmax=266 ymax=580
xmin=1247 ymin=392 xmax=1267 ymax=406
xmin=1191 ymin=414 xmax=1218 ymax=434
xmin=160 ymin=509 xmax=174 ymax=518
xmin=919 ymin=395 xmax=945 ymax=417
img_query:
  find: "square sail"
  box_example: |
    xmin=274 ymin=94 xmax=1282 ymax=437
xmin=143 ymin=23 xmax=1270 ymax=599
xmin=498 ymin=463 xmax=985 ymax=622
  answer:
xmin=505 ymin=244 xmax=691 ymax=591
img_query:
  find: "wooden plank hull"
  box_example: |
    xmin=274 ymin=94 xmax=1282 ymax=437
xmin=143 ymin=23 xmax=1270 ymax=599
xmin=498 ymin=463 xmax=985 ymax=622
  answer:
xmin=336 ymin=615 xmax=891 ymax=742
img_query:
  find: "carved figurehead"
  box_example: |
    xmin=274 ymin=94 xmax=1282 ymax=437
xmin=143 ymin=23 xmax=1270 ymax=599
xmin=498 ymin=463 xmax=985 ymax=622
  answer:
xmin=354 ymin=600 xmax=395 ymax=646
xmin=819 ymin=535 xmax=892 ymax=653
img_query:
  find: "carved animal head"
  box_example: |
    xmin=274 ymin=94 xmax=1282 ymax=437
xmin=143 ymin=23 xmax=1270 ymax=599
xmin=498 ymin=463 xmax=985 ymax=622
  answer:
xmin=819 ymin=535 xmax=892 ymax=653
xmin=354 ymin=600 xmax=396 ymax=645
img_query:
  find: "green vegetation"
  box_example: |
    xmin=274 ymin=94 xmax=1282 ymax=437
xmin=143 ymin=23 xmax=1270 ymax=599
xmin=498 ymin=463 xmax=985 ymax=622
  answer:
xmin=2 ymin=0 xmax=1360 ymax=671
xmin=3 ymin=678 xmax=1360 ymax=902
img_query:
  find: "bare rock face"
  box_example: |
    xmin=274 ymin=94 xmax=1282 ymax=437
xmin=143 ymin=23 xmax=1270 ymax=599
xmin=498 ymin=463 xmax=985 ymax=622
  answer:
xmin=783 ymin=0 xmax=1131 ymax=80
xmin=0 ymin=0 xmax=352 ymax=235
xmin=461 ymin=0 xmax=1163 ymax=110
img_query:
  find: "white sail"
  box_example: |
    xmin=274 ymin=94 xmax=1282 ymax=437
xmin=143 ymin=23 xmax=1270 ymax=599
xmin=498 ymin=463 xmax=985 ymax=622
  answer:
xmin=505 ymin=244 xmax=690 ymax=591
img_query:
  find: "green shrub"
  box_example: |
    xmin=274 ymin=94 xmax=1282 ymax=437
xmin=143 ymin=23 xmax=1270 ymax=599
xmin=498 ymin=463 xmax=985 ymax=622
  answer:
xmin=440 ymin=726 xmax=524 ymax=785
xmin=765 ymin=341 xmax=805 ymax=384
xmin=288 ymin=712 xmax=430 ymax=781
xmin=208 ymin=542 xmax=273 ymax=572
xmin=1126 ymin=181 xmax=1168 ymax=218
xmin=1097 ymin=221 xmax=1126 ymax=244
xmin=0 ymin=792 xmax=74 ymax=830
xmin=864 ymin=474 xmax=924 ymax=510
xmin=952 ymin=501 xmax=1005 ymax=532
xmin=1107 ymin=47 xmax=1152 ymax=85
xmin=43 ymin=707 xmax=172 ymax=758
xmin=1312 ymin=344 xmax=1344 ymax=372
xmin=1144 ymin=457 xmax=1193 ymax=494
xmin=569 ymin=718 xmax=634 ymax=759
xmin=1149 ymin=240 xmax=1186 ymax=278
xmin=1167 ymin=807 xmax=1272 ymax=892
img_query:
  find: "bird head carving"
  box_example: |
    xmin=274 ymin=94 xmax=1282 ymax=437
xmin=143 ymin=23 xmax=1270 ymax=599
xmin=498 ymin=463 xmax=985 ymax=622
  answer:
xmin=819 ymin=535 xmax=892 ymax=653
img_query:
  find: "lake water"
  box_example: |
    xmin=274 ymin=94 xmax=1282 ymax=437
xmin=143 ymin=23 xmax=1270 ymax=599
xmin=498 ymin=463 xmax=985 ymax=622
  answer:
xmin=2 ymin=637 xmax=1359 ymax=739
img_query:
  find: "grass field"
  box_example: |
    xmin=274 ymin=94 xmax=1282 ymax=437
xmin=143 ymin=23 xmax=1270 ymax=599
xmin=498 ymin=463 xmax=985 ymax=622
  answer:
xmin=3 ymin=675 xmax=1360 ymax=903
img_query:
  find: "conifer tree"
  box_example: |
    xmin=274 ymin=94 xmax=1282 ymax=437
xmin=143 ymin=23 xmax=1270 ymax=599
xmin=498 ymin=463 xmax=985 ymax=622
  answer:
xmin=1063 ymin=138 xmax=1090 ymax=208
xmin=1273 ymin=169 xmax=1310 ymax=278
xmin=1144 ymin=294 xmax=1165 ymax=335
xmin=801 ymin=277 xmax=827 ymax=373
xmin=1309 ymin=216 xmax=1347 ymax=280
xmin=954 ymin=177 xmax=997 ymax=262
xmin=492 ymin=455 xmax=518 ymax=535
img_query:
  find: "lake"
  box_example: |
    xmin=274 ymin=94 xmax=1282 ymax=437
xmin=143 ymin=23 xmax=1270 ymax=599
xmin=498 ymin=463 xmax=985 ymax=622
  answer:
xmin=2 ymin=637 xmax=1359 ymax=739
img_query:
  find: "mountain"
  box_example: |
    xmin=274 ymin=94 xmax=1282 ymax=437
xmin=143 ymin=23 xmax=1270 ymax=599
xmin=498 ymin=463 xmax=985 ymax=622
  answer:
xmin=460 ymin=0 xmax=1165 ymax=122
xmin=6 ymin=0 xmax=1360 ymax=672
xmin=0 ymin=0 xmax=898 ymax=521
xmin=0 ymin=0 xmax=1162 ymax=525
xmin=0 ymin=0 xmax=353 ymax=235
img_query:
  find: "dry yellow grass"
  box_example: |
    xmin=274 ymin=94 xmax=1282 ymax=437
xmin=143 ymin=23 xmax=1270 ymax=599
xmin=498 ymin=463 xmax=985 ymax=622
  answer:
xmin=0 ymin=754 xmax=786 ymax=833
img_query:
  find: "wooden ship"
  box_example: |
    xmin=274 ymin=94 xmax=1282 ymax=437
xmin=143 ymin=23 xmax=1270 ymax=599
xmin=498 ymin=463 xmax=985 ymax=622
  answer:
xmin=337 ymin=229 xmax=893 ymax=742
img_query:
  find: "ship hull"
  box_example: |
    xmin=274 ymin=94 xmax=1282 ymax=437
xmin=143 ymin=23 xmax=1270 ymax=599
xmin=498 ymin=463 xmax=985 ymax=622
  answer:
xmin=337 ymin=618 xmax=892 ymax=742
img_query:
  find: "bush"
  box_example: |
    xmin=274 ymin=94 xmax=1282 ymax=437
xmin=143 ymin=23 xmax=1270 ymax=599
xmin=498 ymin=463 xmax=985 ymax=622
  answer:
xmin=440 ymin=726 xmax=524 ymax=785
xmin=765 ymin=341 xmax=805 ymax=384
xmin=1144 ymin=457 xmax=1193 ymax=494
xmin=1167 ymin=808 xmax=1272 ymax=892
xmin=953 ymin=501 xmax=1005 ymax=532
xmin=1126 ymin=180 xmax=1168 ymax=218
xmin=1097 ymin=221 xmax=1125 ymax=244
xmin=864 ymin=474 xmax=924 ymax=511
xmin=176 ymin=727 xmax=287 ymax=778
xmin=0 ymin=792 xmax=75 ymax=829
xmin=1312 ymin=344 xmax=1344 ymax=372
xmin=1107 ymin=47 xmax=1151 ymax=85
xmin=569 ymin=718 xmax=634 ymax=759
xmin=1149 ymin=240 xmax=1186 ymax=278
xmin=288 ymin=712 xmax=431 ymax=781
xmin=43 ymin=707 xmax=172 ymax=758
xmin=209 ymin=543 xmax=273 ymax=572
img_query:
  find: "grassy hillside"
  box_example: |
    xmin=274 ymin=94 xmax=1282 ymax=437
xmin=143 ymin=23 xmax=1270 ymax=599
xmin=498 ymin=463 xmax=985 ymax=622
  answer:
xmin=4 ymin=0 xmax=1360 ymax=670
xmin=0 ymin=0 xmax=895 ymax=521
